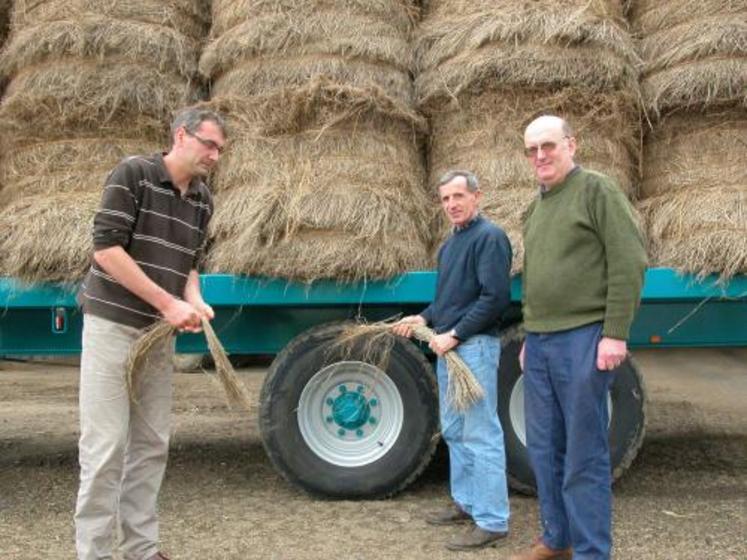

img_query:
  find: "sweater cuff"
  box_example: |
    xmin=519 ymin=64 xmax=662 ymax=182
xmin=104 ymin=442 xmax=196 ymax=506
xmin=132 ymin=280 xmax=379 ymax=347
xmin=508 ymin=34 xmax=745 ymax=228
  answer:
xmin=602 ymin=318 xmax=631 ymax=341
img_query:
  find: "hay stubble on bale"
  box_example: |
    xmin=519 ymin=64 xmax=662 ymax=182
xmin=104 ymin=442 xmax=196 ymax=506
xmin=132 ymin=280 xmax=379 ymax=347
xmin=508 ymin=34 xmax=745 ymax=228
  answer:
xmin=416 ymin=0 xmax=641 ymax=271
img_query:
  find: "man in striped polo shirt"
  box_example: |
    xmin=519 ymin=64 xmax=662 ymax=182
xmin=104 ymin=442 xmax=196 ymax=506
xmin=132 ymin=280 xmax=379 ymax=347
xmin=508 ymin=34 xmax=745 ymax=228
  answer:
xmin=75 ymin=107 xmax=226 ymax=560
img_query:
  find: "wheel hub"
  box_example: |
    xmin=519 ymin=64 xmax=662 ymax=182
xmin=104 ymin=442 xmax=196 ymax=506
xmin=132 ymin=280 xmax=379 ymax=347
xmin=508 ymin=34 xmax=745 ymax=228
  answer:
xmin=331 ymin=387 xmax=371 ymax=430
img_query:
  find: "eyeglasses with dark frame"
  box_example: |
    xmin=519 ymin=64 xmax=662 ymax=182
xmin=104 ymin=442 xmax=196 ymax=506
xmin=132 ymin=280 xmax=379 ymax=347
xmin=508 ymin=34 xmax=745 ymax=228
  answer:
xmin=523 ymin=136 xmax=571 ymax=158
xmin=185 ymin=129 xmax=225 ymax=154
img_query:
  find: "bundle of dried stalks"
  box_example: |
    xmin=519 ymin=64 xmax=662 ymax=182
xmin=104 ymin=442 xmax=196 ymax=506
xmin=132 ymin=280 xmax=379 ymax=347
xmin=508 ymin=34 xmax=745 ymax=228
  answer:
xmin=126 ymin=321 xmax=176 ymax=401
xmin=637 ymin=110 xmax=746 ymax=277
xmin=415 ymin=0 xmax=638 ymax=109
xmin=427 ymin=87 xmax=639 ymax=272
xmin=629 ymin=0 xmax=747 ymax=115
xmin=11 ymin=0 xmax=210 ymax=40
xmin=126 ymin=318 xmax=253 ymax=412
xmin=201 ymin=317 xmax=253 ymax=411
xmin=337 ymin=321 xmax=484 ymax=412
xmin=201 ymin=0 xmax=418 ymax=105
xmin=0 ymin=192 xmax=99 ymax=283
xmin=204 ymin=84 xmax=432 ymax=281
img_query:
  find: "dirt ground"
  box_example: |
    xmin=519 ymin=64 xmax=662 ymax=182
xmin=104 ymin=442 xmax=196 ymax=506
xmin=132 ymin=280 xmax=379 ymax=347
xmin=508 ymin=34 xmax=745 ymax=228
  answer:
xmin=1 ymin=348 xmax=745 ymax=560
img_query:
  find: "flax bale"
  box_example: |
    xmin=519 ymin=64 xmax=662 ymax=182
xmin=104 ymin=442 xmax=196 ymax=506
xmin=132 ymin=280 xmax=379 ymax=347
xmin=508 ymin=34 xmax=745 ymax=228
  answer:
xmin=415 ymin=1 xmax=640 ymax=272
xmin=629 ymin=0 xmax=747 ymax=116
xmin=637 ymin=110 xmax=747 ymax=277
xmin=201 ymin=0 xmax=418 ymax=106
xmin=201 ymin=1 xmax=433 ymax=281
xmin=205 ymin=83 xmax=432 ymax=281
xmin=11 ymin=0 xmax=210 ymax=41
xmin=0 ymin=192 xmax=100 ymax=283
xmin=0 ymin=0 xmax=206 ymax=283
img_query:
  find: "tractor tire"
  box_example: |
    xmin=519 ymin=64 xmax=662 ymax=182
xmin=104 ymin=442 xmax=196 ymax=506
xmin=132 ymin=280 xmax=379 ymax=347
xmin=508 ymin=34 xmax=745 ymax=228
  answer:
xmin=259 ymin=322 xmax=439 ymax=498
xmin=497 ymin=327 xmax=647 ymax=495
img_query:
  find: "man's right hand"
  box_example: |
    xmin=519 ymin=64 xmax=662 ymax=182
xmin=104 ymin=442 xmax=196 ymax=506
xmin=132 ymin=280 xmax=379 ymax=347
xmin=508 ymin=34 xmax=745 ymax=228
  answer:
xmin=391 ymin=315 xmax=426 ymax=338
xmin=162 ymin=298 xmax=201 ymax=332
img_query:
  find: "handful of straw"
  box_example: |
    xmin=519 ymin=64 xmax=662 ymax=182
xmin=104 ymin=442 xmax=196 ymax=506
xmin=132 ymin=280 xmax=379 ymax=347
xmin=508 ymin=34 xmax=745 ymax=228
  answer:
xmin=126 ymin=317 xmax=253 ymax=412
xmin=338 ymin=321 xmax=484 ymax=412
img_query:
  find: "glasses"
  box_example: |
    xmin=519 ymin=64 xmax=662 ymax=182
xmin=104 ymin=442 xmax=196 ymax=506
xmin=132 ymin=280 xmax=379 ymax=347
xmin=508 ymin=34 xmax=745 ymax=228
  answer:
xmin=524 ymin=136 xmax=570 ymax=158
xmin=185 ymin=130 xmax=225 ymax=154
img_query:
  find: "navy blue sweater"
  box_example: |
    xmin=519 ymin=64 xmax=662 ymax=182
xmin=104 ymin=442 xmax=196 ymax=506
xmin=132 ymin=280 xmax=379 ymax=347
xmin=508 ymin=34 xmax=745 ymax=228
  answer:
xmin=421 ymin=216 xmax=512 ymax=339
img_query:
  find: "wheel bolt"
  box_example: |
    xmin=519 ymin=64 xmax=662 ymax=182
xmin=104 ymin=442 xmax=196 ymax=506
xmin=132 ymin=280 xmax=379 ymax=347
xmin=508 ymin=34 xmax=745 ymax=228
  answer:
xmin=369 ymin=417 xmax=377 ymax=425
xmin=326 ymin=416 xmax=333 ymax=423
xmin=357 ymin=385 xmax=365 ymax=393
xmin=325 ymin=398 xmax=334 ymax=406
xmin=337 ymin=428 xmax=346 ymax=437
xmin=356 ymin=429 xmax=364 ymax=437
xmin=370 ymin=399 xmax=378 ymax=407
xmin=339 ymin=385 xmax=347 ymax=393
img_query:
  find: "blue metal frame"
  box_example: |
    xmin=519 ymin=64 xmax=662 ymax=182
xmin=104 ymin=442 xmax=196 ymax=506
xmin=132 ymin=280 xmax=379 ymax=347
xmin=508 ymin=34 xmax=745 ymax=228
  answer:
xmin=1 ymin=268 xmax=745 ymax=355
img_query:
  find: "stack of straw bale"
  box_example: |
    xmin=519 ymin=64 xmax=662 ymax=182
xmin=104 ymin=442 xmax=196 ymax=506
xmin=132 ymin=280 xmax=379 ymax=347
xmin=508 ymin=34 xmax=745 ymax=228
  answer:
xmin=0 ymin=0 xmax=209 ymax=283
xmin=415 ymin=0 xmax=641 ymax=272
xmin=200 ymin=0 xmax=432 ymax=282
xmin=631 ymin=0 xmax=747 ymax=278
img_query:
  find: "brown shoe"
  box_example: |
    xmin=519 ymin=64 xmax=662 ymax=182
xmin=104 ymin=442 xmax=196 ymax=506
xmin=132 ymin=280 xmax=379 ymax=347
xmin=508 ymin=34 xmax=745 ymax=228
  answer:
xmin=446 ymin=526 xmax=508 ymax=551
xmin=425 ymin=503 xmax=472 ymax=526
xmin=509 ymin=539 xmax=572 ymax=560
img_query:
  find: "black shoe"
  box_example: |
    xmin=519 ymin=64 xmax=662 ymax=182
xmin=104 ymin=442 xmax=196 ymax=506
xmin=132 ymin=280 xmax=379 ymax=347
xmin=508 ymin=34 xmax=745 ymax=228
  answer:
xmin=446 ymin=526 xmax=508 ymax=551
xmin=425 ymin=503 xmax=472 ymax=526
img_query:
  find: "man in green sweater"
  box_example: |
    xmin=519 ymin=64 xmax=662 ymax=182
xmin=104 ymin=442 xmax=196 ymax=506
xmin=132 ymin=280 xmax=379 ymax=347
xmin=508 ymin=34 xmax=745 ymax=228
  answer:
xmin=509 ymin=116 xmax=646 ymax=560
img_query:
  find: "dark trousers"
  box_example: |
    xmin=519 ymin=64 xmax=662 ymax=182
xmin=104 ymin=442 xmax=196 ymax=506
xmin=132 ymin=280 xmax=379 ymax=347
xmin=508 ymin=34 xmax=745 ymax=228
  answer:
xmin=524 ymin=322 xmax=613 ymax=560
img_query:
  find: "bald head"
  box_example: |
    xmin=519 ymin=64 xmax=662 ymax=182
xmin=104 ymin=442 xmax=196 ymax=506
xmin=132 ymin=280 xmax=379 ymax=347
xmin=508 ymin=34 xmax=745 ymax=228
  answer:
xmin=523 ymin=115 xmax=576 ymax=188
xmin=524 ymin=115 xmax=572 ymax=141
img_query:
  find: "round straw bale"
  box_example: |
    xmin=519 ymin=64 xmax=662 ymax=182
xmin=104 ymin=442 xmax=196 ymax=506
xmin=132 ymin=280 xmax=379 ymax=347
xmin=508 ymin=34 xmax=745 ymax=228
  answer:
xmin=201 ymin=0 xmax=417 ymax=105
xmin=205 ymin=82 xmax=432 ymax=281
xmin=637 ymin=109 xmax=747 ymax=277
xmin=630 ymin=0 xmax=747 ymax=115
xmin=209 ymin=0 xmax=416 ymax=41
xmin=0 ymin=138 xmax=163 ymax=205
xmin=0 ymin=61 xmax=195 ymax=139
xmin=639 ymin=186 xmax=746 ymax=279
xmin=640 ymin=110 xmax=746 ymax=198
xmin=415 ymin=1 xmax=639 ymax=108
xmin=428 ymin=87 xmax=639 ymax=273
xmin=10 ymin=0 xmax=210 ymax=41
xmin=0 ymin=16 xmax=200 ymax=79
xmin=0 ymin=192 xmax=99 ymax=284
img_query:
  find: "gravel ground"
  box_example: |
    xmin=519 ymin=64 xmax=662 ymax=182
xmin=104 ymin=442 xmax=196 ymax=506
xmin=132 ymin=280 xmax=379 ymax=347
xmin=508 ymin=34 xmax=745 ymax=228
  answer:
xmin=0 ymin=348 xmax=745 ymax=560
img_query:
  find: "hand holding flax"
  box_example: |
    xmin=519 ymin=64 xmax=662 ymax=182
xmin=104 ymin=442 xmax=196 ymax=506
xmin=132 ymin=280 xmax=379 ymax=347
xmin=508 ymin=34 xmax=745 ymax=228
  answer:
xmin=391 ymin=315 xmax=426 ymax=338
xmin=428 ymin=332 xmax=459 ymax=356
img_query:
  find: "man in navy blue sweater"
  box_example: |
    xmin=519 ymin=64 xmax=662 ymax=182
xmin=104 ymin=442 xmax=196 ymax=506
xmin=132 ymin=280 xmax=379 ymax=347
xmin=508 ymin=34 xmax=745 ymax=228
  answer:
xmin=393 ymin=170 xmax=512 ymax=551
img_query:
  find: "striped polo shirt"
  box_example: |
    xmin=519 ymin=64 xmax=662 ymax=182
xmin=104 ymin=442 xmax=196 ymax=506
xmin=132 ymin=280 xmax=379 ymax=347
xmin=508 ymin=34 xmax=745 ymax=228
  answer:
xmin=77 ymin=153 xmax=213 ymax=329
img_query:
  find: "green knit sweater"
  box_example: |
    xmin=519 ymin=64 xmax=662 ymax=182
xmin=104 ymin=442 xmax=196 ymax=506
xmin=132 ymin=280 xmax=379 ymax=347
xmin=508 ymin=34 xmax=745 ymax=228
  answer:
xmin=522 ymin=167 xmax=647 ymax=340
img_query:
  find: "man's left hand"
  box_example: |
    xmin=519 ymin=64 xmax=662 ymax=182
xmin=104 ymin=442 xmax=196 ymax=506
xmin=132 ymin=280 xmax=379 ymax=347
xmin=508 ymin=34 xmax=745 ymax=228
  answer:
xmin=429 ymin=332 xmax=459 ymax=356
xmin=597 ymin=337 xmax=627 ymax=371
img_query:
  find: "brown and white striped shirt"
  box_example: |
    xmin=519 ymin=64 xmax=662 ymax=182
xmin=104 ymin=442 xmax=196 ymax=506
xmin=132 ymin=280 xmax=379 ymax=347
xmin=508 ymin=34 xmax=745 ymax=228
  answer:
xmin=77 ymin=153 xmax=213 ymax=329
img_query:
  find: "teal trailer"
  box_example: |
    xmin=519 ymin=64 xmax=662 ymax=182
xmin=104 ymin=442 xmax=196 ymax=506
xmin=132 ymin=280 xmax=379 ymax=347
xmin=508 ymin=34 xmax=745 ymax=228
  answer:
xmin=1 ymin=268 xmax=745 ymax=496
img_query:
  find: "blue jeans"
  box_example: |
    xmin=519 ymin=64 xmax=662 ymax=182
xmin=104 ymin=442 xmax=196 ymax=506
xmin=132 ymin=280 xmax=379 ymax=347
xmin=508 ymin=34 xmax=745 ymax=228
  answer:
xmin=436 ymin=334 xmax=509 ymax=532
xmin=524 ymin=322 xmax=613 ymax=560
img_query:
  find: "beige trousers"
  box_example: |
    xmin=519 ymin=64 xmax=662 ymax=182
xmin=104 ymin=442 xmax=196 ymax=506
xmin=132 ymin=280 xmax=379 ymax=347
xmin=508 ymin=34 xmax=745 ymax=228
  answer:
xmin=75 ymin=314 xmax=174 ymax=560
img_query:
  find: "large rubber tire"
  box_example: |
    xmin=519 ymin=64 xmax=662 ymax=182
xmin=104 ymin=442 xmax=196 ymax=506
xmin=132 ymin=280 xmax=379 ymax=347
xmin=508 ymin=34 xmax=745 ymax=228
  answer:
xmin=497 ymin=328 xmax=647 ymax=495
xmin=260 ymin=322 xmax=439 ymax=498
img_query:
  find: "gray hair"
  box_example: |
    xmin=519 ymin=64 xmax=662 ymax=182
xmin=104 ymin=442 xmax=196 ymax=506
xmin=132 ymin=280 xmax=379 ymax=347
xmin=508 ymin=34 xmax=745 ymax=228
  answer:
xmin=436 ymin=170 xmax=479 ymax=193
xmin=170 ymin=106 xmax=227 ymax=143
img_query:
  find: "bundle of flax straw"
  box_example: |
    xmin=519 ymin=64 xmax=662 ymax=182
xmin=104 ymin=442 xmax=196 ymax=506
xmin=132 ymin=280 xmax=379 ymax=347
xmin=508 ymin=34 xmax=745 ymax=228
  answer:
xmin=338 ymin=321 xmax=484 ymax=412
xmin=126 ymin=317 xmax=252 ymax=412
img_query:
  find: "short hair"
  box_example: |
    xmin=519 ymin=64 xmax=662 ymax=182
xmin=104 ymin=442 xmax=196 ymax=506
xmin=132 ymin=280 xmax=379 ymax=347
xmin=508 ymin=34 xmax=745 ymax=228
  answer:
xmin=560 ymin=119 xmax=573 ymax=137
xmin=436 ymin=170 xmax=479 ymax=193
xmin=170 ymin=106 xmax=227 ymax=143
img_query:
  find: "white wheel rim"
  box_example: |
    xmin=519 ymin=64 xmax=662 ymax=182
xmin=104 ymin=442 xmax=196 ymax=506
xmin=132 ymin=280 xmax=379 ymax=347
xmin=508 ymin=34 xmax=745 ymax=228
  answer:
xmin=297 ymin=361 xmax=404 ymax=467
